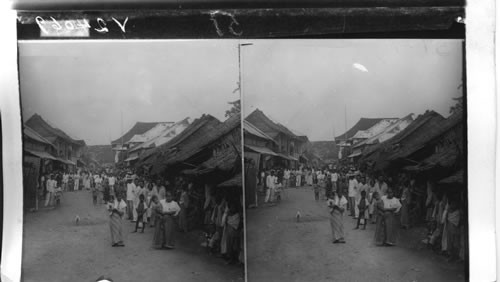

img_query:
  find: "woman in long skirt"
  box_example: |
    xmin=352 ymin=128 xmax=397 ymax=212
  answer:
xmin=327 ymin=191 xmax=347 ymax=244
xmin=109 ymin=195 xmax=126 ymax=247
xmin=374 ymin=192 xmax=386 ymax=246
xmin=160 ymin=191 xmax=181 ymax=249
xmin=400 ymin=183 xmax=411 ymax=229
xmin=224 ymin=205 xmax=241 ymax=264
xmin=151 ymin=196 xmax=164 ymax=249
xmin=379 ymin=189 xmax=402 ymax=246
xmin=178 ymin=187 xmax=190 ymax=233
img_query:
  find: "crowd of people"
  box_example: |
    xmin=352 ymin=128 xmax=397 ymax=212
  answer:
xmin=38 ymin=167 xmax=244 ymax=266
xmin=258 ymin=164 xmax=466 ymax=262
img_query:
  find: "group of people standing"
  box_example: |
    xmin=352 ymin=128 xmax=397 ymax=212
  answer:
xmin=106 ymin=172 xmax=244 ymax=265
xmin=107 ymin=175 xmax=189 ymax=249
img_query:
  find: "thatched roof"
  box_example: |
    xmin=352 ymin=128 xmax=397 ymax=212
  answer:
xmin=385 ymin=111 xmax=462 ymax=162
xmin=439 ymin=169 xmax=464 ymax=184
xmin=403 ymin=147 xmax=459 ymax=172
xmin=245 ymin=109 xmax=298 ymax=140
xmin=217 ymin=173 xmax=242 ymax=188
xmin=244 ymin=120 xmax=276 ymax=144
xmin=193 ymin=114 xmax=241 ymax=166
xmin=24 ymin=125 xmax=56 ymax=149
xmin=362 ymin=111 xmax=445 ymax=161
xmin=25 ymin=114 xmax=85 ymax=146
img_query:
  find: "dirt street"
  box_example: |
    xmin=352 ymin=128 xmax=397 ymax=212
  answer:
xmin=22 ymin=190 xmax=243 ymax=282
xmin=246 ymin=186 xmax=466 ymax=282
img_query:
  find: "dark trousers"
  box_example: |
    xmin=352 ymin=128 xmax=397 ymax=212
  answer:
xmin=134 ymin=214 xmax=145 ymax=232
xmin=356 ymin=209 xmax=367 ymax=228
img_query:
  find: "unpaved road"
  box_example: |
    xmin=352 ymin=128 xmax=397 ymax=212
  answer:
xmin=246 ymin=186 xmax=466 ymax=282
xmin=22 ymin=190 xmax=243 ymax=282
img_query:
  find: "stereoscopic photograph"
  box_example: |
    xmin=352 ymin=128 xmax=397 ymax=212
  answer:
xmin=19 ymin=40 xmax=244 ymax=282
xmin=242 ymin=39 xmax=467 ymax=282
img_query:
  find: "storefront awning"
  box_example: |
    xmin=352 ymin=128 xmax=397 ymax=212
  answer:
xmin=182 ymin=167 xmax=216 ymax=176
xmin=24 ymin=149 xmax=57 ymax=160
xmin=125 ymin=155 xmax=139 ymax=162
xmin=244 ymin=145 xmax=278 ymax=156
xmin=56 ymin=158 xmax=75 ymax=165
xmin=276 ymin=153 xmax=298 ymax=161
xmin=347 ymin=151 xmax=362 ymax=158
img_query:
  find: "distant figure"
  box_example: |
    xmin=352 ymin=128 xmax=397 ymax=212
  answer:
xmin=313 ymin=183 xmax=320 ymax=201
xmin=400 ymin=181 xmax=411 ymax=229
xmin=126 ymin=178 xmax=136 ymax=220
xmin=295 ymin=169 xmax=302 ymax=187
xmin=374 ymin=192 xmax=385 ymax=245
xmin=224 ymin=203 xmax=242 ymax=264
xmin=108 ymin=174 xmax=116 ymax=197
xmin=348 ymin=174 xmax=359 ymax=217
xmin=151 ymin=196 xmax=164 ymax=249
xmin=265 ymin=171 xmax=276 ymax=203
xmin=178 ymin=185 xmax=190 ymax=233
xmin=108 ymin=194 xmax=126 ymax=247
xmin=283 ymin=169 xmax=290 ymax=188
xmin=74 ymin=172 xmax=80 ymax=191
xmin=330 ymin=170 xmax=339 ymax=192
xmin=44 ymin=174 xmax=56 ymax=207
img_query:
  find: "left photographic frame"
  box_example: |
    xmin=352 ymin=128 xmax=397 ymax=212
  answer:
xmin=15 ymin=17 xmax=245 ymax=282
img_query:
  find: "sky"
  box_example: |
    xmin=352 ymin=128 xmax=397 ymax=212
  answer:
xmin=19 ymin=40 xmax=240 ymax=145
xmin=19 ymin=39 xmax=463 ymax=145
xmin=242 ymin=39 xmax=464 ymax=141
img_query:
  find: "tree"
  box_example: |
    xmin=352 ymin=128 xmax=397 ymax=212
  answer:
xmin=449 ymin=96 xmax=463 ymax=115
xmin=225 ymin=99 xmax=241 ymax=118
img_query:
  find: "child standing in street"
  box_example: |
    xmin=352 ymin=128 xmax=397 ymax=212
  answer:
xmin=355 ymin=190 xmax=369 ymax=230
xmin=133 ymin=194 xmax=146 ymax=233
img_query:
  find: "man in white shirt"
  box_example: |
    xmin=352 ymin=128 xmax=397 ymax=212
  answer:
xmin=126 ymin=178 xmax=136 ymax=220
xmin=283 ymin=169 xmax=290 ymax=188
xmin=45 ymin=174 xmax=56 ymax=207
xmin=348 ymin=174 xmax=358 ymax=217
xmin=376 ymin=176 xmax=388 ymax=197
xmin=265 ymin=171 xmax=276 ymax=203
xmin=331 ymin=170 xmax=339 ymax=192
xmin=62 ymin=172 xmax=69 ymax=191
xmin=108 ymin=174 xmax=116 ymax=196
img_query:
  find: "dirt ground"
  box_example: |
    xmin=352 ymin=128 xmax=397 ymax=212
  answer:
xmin=246 ymin=186 xmax=466 ymax=282
xmin=22 ymin=190 xmax=243 ymax=282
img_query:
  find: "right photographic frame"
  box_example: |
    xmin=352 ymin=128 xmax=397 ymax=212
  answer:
xmin=242 ymin=39 xmax=467 ymax=282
